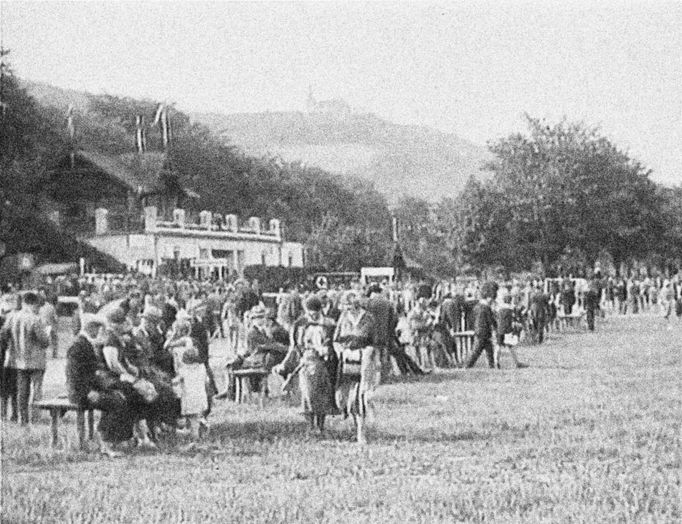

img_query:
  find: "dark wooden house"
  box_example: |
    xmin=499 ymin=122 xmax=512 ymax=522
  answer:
xmin=41 ymin=150 xmax=196 ymax=234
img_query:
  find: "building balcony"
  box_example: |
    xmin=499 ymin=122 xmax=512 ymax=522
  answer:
xmin=90 ymin=206 xmax=283 ymax=242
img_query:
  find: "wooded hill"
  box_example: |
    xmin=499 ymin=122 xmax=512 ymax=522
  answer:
xmin=193 ymin=107 xmax=491 ymax=204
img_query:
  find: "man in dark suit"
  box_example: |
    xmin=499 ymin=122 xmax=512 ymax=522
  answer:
xmin=65 ymin=314 xmax=135 ymax=457
xmin=465 ymin=281 xmax=498 ymax=369
xmin=366 ymin=284 xmax=425 ymax=377
xmin=189 ymin=302 xmax=217 ymax=416
xmin=319 ymin=290 xmax=341 ymax=322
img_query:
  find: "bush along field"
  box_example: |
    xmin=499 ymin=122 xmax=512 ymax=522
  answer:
xmin=2 ymin=313 xmax=680 ymax=523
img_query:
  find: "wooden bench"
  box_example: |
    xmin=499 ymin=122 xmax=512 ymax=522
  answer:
xmin=33 ymin=396 xmax=96 ymax=451
xmin=452 ymin=330 xmax=475 ymax=365
xmin=233 ymin=369 xmax=269 ymax=407
xmin=557 ymin=311 xmax=585 ymax=332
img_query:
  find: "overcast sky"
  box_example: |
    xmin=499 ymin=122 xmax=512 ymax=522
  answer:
xmin=4 ymin=1 xmax=681 ymax=184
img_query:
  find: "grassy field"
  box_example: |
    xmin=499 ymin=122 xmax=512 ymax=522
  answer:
xmin=1 ymin=313 xmax=680 ymax=523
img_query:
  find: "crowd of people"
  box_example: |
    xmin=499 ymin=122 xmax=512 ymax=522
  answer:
xmin=0 ymin=269 xmax=679 ymax=454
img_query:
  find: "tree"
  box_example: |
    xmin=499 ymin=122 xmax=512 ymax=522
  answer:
xmin=306 ymin=214 xmax=392 ymax=271
xmin=484 ymin=116 xmax=662 ymax=274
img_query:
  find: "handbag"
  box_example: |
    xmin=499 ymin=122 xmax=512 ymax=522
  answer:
xmin=182 ymin=346 xmax=202 ymax=365
xmin=342 ymin=348 xmax=363 ymax=379
xmin=503 ymin=333 xmax=519 ymax=346
xmin=132 ymin=377 xmax=159 ymax=403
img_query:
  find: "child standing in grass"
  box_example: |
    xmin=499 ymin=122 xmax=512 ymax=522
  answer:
xmin=165 ymin=312 xmax=208 ymax=443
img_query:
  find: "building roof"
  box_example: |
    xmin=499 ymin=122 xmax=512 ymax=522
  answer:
xmin=78 ymin=150 xmax=167 ymax=195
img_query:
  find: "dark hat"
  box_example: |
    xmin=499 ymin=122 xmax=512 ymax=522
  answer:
xmin=22 ymin=291 xmax=40 ymax=305
xmin=304 ymin=296 xmax=322 ymax=312
xmin=367 ymin=283 xmax=382 ymax=296
xmin=106 ymin=307 xmax=128 ymax=325
xmin=480 ymin=281 xmax=499 ymax=299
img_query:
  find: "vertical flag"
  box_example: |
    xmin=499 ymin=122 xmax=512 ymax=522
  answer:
xmin=66 ymin=104 xmax=75 ymax=141
xmin=135 ymin=114 xmax=147 ymax=153
xmin=152 ymin=103 xmax=172 ymax=149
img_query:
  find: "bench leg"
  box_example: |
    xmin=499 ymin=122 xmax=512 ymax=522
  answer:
xmin=50 ymin=409 xmax=59 ymax=447
xmin=235 ymin=378 xmax=242 ymax=404
xmin=76 ymin=409 xmax=86 ymax=451
xmin=259 ymin=382 xmax=267 ymax=409
xmin=87 ymin=410 xmax=95 ymax=440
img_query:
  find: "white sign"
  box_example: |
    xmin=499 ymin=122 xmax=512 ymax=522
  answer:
xmin=190 ymin=258 xmax=229 ymax=268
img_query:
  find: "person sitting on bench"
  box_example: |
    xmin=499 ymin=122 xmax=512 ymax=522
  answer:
xmin=216 ymin=305 xmax=288 ymax=401
xmin=66 ymin=313 xmax=138 ymax=457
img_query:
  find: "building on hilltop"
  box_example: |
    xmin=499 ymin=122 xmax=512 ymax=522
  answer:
xmin=306 ymin=86 xmax=352 ymax=117
xmin=40 ymin=149 xmax=304 ymax=278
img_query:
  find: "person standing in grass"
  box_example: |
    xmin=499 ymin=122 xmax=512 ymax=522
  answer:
xmin=275 ymin=296 xmax=338 ymax=433
xmin=495 ymin=290 xmax=527 ymax=368
xmin=465 ymin=281 xmax=498 ymax=369
xmin=584 ymin=278 xmax=601 ymax=332
xmin=333 ymin=292 xmax=381 ymax=444
xmin=165 ymin=312 xmax=209 ymax=444
xmin=1 ymin=291 xmax=50 ymax=425
xmin=38 ymin=289 xmax=59 ymax=359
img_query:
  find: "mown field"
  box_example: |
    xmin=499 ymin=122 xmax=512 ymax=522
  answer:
xmin=2 ymin=313 xmax=680 ymax=523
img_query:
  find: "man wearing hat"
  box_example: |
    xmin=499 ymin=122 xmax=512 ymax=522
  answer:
xmin=132 ymin=305 xmax=181 ymax=431
xmin=465 ymin=281 xmax=499 ymax=369
xmin=101 ymin=308 xmax=157 ymax=448
xmin=66 ymin=313 xmax=134 ymax=457
xmin=216 ymin=304 xmax=286 ymax=401
xmin=134 ymin=306 xmax=171 ymax=375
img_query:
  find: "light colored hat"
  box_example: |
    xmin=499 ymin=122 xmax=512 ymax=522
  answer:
xmin=250 ymin=304 xmax=267 ymax=319
xmin=175 ymin=309 xmax=192 ymax=323
xmin=141 ymin=305 xmax=162 ymax=321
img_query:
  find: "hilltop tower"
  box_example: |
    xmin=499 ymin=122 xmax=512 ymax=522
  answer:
xmin=306 ymin=85 xmax=317 ymax=113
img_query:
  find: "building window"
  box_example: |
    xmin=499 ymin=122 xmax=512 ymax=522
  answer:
xmin=199 ymin=248 xmax=209 ymax=259
xmin=288 ymin=254 xmax=293 ymax=267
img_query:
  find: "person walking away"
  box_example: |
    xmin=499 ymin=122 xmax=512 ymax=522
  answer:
xmin=495 ymin=291 xmax=527 ymax=368
xmin=365 ymin=284 xmax=399 ymax=381
xmin=465 ymin=282 xmax=498 ymax=369
xmin=585 ymin=279 xmax=601 ymax=331
xmin=1 ymin=292 xmax=50 ymax=425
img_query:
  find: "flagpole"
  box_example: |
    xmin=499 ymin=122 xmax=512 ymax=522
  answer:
xmin=0 ymin=0 xmax=6 ymax=151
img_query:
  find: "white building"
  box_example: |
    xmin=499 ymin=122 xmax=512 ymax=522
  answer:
xmin=87 ymin=206 xmax=305 ymax=278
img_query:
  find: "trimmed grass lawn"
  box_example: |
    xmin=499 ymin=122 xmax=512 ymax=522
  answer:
xmin=2 ymin=313 xmax=680 ymax=522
